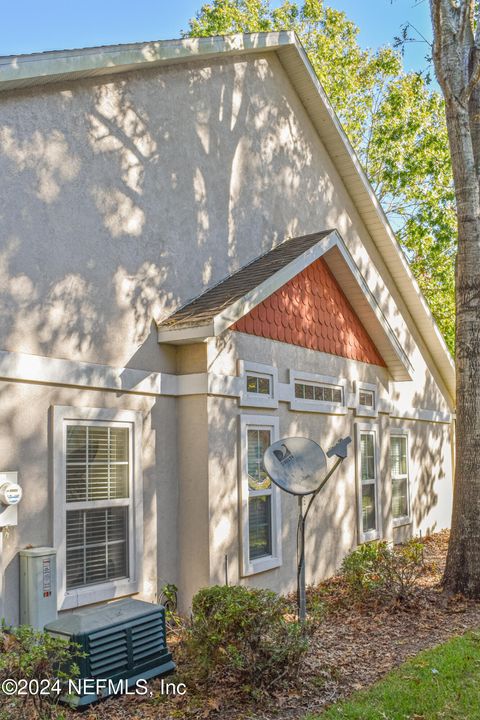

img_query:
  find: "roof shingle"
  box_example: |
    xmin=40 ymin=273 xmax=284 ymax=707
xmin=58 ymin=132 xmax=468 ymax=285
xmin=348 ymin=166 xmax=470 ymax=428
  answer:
xmin=157 ymin=231 xmax=332 ymax=330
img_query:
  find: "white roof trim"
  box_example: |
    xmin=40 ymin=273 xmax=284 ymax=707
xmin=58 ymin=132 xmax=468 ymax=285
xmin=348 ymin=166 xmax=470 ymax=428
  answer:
xmin=0 ymin=33 xmax=291 ymax=93
xmin=158 ymin=230 xmax=414 ymax=381
xmin=0 ymin=31 xmax=454 ymax=401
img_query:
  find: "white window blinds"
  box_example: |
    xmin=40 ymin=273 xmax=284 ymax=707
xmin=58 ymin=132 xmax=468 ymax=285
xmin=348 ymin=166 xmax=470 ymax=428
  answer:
xmin=65 ymin=423 xmax=130 ymax=590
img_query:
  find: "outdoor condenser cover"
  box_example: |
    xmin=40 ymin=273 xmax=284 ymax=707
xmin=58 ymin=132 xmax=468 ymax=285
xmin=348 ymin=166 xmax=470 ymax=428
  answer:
xmin=45 ymin=597 xmax=175 ymax=706
xmin=20 ymin=547 xmax=58 ymax=629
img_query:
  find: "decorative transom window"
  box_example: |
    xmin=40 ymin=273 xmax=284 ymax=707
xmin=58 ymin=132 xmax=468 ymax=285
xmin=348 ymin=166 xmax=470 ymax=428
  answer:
xmin=53 ymin=406 xmax=143 ymax=610
xmin=246 ymin=373 xmax=272 ymax=398
xmin=294 ymin=382 xmax=343 ymax=404
xmin=238 ymin=361 xmax=278 ymax=409
xmin=239 ymin=415 xmax=281 ymax=576
xmin=391 ymin=434 xmax=410 ymax=524
xmin=357 ymin=426 xmax=380 ymax=542
xmin=359 ymin=389 xmax=375 ymax=408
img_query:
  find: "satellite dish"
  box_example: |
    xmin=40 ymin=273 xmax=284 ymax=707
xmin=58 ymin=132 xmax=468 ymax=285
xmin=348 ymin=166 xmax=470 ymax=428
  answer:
xmin=263 ymin=437 xmax=328 ymax=496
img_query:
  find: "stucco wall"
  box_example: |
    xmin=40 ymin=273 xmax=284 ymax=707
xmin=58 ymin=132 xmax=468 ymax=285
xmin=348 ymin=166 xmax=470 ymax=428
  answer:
xmin=0 ymin=48 xmax=454 ymax=618
xmin=0 ymin=381 xmax=178 ymax=625
xmin=202 ymin=332 xmax=453 ymax=600
xmin=0 ymin=50 xmax=452 ymax=409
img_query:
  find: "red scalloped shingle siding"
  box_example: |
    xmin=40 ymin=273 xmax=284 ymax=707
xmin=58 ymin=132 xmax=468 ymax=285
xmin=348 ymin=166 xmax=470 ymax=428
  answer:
xmin=231 ymin=257 xmax=386 ymax=366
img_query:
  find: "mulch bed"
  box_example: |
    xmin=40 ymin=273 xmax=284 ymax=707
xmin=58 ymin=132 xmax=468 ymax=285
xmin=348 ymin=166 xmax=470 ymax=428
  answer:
xmin=77 ymin=531 xmax=480 ymax=720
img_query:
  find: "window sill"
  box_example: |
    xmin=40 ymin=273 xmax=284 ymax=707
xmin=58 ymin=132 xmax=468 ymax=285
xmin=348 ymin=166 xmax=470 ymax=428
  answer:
xmin=60 ymin=578 xmax=139 ymax=610
xmin=393 ymin=517 xmax=412 ymax=528
xmin=241 ymin=555 xmax=281 ymax=577
xmin=359 ymin=529 xmax=380 ymax=543
xmin=239 ymin=395 xmax=278 ymax=409
xmin=355 ymin=407 xmax=378 ymax=419
xmin=290 ymin=399 xmax=347 ymax=415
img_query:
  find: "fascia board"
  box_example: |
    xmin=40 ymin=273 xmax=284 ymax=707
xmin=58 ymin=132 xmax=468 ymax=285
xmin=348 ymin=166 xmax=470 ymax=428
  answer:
xmin=0 ymin=32 xmax=296 ymax=93
xmin=157 ymin=323 xmax=213 ymax=344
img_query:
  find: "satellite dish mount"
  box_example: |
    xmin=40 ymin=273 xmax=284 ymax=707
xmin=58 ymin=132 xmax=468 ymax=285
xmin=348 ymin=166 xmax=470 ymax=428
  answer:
xmin=263 ymin=435 xmax=351 ymax=622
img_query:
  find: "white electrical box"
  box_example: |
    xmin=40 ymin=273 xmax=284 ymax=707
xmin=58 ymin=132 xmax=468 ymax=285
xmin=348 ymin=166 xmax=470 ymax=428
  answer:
xmin=0 ymin=471 xmax=22 ymax=527
xmin=20 ymin=547 xmax=58 ymax=629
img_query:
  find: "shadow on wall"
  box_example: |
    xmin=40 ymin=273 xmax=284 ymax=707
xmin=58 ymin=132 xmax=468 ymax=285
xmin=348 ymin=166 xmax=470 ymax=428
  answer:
xmin=0 ymin=53 xmax=338 ymax=369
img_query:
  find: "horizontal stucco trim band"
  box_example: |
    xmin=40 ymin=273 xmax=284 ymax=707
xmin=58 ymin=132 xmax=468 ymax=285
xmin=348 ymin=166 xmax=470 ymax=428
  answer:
xmin=0 ymin=349 xmax=452 ymax=424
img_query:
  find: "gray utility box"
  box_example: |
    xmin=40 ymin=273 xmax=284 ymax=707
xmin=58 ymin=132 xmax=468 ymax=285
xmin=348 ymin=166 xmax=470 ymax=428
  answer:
xmin=20 ymin=547 xmax=58 ymax=629
xmin=45 ymin=598 xmax=175 ymax=706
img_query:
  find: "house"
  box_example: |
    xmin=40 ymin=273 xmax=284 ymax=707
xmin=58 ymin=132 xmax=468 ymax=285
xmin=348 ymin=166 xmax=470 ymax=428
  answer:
xmin=0 ymin=32 xmax=454 ymax=623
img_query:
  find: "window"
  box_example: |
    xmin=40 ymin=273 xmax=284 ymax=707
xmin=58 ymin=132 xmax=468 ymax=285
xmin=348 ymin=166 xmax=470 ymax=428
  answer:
xmin=294 ymin=382 xmax=343 ymax=404
xmin=238 ymin=361 xmax=278 ymax=408
xmin=247 ymin=428 xmax=273 ymax=559
xmin=356 ymin=424 xmax=380 ymax=542
xmin=53 ymin=406 xmax=143 ymax=610
xmin=355 ymin=382 xmax=378 ymax=417
xmin=240 ymin=415 xmax=281 ymax=575
xmin=391 ymin=434 xmax=410 ymax=525
xmin=289 ymin=371 xmax=347 ymax=414
xmin=246 ymin=373 xmax=272 ymax=398
xmin=359 ymin=389 xmax=375 ymax=408
xmin=65 ymin=425 xmax=130 ymax=590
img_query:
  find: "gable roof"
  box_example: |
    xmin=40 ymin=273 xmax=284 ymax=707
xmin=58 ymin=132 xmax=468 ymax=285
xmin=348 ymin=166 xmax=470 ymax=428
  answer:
xmin=157 ymin=231 xmax=331 ymax=332
xmin=157 ymin=229 xmax=414 ymax=382
xmin=0 ymin=32 xmax=455 ymax=402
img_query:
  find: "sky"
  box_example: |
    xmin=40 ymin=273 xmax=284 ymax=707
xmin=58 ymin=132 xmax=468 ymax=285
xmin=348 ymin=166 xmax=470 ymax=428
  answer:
xmin=0 ymin=0 xmax=432 ymax=73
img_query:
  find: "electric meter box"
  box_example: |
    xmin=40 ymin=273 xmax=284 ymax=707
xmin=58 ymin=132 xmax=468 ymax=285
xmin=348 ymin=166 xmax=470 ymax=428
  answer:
xmin=20 ymin=547 xmax=58 ymax=629
xmin=0 ymin=471 xmax=21 ymax=526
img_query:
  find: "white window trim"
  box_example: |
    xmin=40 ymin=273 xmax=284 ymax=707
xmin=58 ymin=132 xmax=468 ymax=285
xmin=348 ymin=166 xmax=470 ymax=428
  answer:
xmin=390 ymin=428 xmax=411 ymax=528
xmin=239 ymin=414 xmax=282 ymax=576
xmin=238 ymin=360 xmax=278 ymax=409
xmin=354 ymin=380 xmax=378 ymax=418
xmin=289 ymin=370 xmax=348 ymax=415
xmin=52 ymin=405 xmax=144 ymax=611
xmin=355 ymin=421 xmax=382 ymax=543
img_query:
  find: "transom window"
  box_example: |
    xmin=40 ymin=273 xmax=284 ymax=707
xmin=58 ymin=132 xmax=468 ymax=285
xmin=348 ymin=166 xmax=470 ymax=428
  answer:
xmin=359 ymin=430 xmax=379 ymax=541
xmin=246 ymin=373 xmax=272 ymax=398
xmin=359 ymin=389 xmax=375 ymax=408
xmin=391 ymin=434 xmax=410 ymax=522
xmin=65 ymin=423 xmax=131 ymax=590
xmin=247 ymin=428 xmax=273 ymax=560
xmin=294 ymin=382 xmax=343 ymax=404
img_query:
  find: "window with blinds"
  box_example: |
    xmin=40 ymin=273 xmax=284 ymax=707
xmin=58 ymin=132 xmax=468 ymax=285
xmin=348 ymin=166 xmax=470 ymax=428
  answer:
xmin=360 ymin=431 xmax=378 ymax=537
xmin=65 ymin=423 xmax=130 ymax=590
xmin=391 ymin=435 xmax=409 ymax=521
xmin=247 ymin=428 xmax=272 ymax=560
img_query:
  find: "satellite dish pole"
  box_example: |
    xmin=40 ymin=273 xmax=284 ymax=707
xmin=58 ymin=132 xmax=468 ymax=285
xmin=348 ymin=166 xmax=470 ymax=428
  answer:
xmin=264 ymin=436 xmax=351 ymax=623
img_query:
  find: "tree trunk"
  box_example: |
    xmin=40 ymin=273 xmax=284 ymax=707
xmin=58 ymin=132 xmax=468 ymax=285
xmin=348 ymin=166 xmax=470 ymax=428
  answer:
xmin=443 ymin=102 xmax=480 ymax=595
xmin=429 ymin=1 xmax=480 ymax=596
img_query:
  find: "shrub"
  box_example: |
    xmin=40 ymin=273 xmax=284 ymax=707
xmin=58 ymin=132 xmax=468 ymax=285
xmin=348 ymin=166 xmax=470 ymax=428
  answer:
xmin=0 ymin=623 xmax=82 ymax=720
xmin=341 ymin=539 xmax=425 ymax=603
xmin=183 ymin=585 xmax=308 ymax=689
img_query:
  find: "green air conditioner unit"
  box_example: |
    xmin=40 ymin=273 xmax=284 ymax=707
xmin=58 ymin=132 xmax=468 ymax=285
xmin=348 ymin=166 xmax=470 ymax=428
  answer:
xmin=45 ymin=598 xmax=175 ymax=707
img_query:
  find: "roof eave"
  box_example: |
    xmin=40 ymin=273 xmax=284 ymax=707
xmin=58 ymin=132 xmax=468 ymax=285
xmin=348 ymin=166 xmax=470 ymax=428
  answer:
xmin=0 ymin=32 xmax=296 ymax=93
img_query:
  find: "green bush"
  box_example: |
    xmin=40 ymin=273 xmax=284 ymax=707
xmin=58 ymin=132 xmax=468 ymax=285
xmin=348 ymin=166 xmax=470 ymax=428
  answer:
xmin=341 ymin=539 xmax=425 ymax=603
xmin=184 ymin=585 xmax=308 ymax=689
xmin=0 ymin=623 xmax=82 ymax=720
